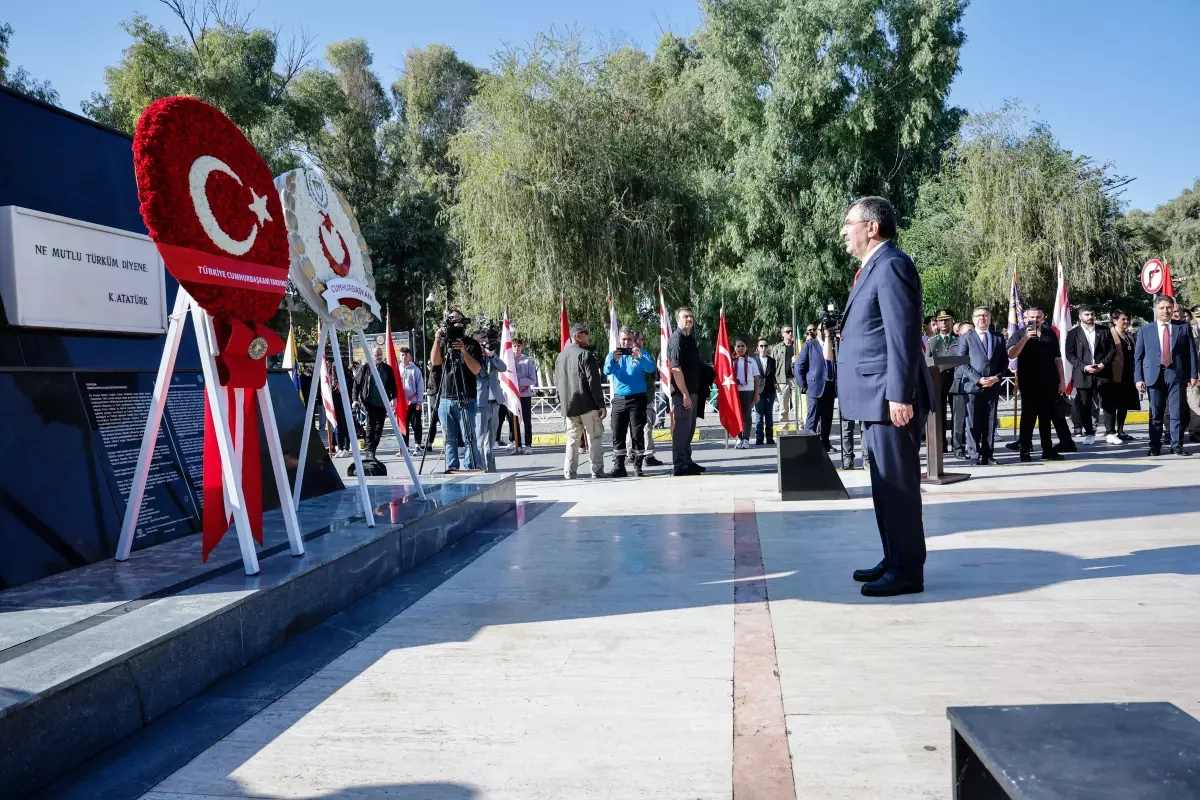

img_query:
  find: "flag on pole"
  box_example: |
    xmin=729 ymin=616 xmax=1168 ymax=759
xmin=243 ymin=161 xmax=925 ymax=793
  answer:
xmin=1162 ymin=261 xmax=1177 ymax=300
xmin=714 ymin=308 xmax=743 ymax=438
xmin=607 ymin=294 xmax=619 ymax=397
xmin=283 ymin=323 xmax=301 ymax=393
xmin=498 ymin=309 xmax=521 ymax=424
xmin=657 ymin=286 xmax=673 ymax=410
xmin=319 ymin=354 xmax=337 ymax=434
xmin=1051 ymin=258 xmax=1074 ymax=397
xmin=1006 ymin=267 xmax=1023 ymax=371
xmin=560 ymin=297 xmax=571 ymax=351
xmin=385 ymin=308 xmax=409 ymax=435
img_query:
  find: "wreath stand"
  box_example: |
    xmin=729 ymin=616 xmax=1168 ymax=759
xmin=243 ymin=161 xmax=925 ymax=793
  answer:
xmin=292 ymin=323 xmax=426 ymax=520
xmin=114 ymin=289 xmax=305 ymax=575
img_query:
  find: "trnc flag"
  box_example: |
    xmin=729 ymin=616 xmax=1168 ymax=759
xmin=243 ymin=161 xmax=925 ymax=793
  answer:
xmin=714 ymin=308 xmax=744 ymax=438
xmin=498 ymin=309 xmax=521 ymax=424
xmin=560 ymin=297 xmax=570 ymax=352
xmin=1051 ymin=258 xmax=1074 ymax=397
xmin=658 ymin=286 xmax=673 ymax=410
xmin=319 ymin=354 xmax=338 ymax=433
xmin=385 ymin=308 xmax=409 ymax=435
xmin=283 ymin=323 xmax=300 ymax=393
xmin=1007 ymin=267 xmax=1023 ymax=371
xmin=607 ymin=294 xmax=619 ymax=397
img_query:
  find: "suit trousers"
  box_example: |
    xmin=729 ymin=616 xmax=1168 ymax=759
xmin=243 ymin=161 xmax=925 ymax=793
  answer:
xmin=754 ymin=393 xmax=775 ymax=443
xmin=364 ymin=403 xmax=386 ymax=455
xmin=403 ymin=405 xmax=423 ymax=447
xmin=1071 ymin=387 xmax=1097 ymax=435
xmin=1148 ymin=372 xmax=1185 ymax=450
xmin=839 ymin=416 xmax=870 ymax=468
xmin=1019 ymin=387 xmax=1056 ymax=454
xmin=951 ymin=393 xmax=967 ymax=452
xmin=520 ymin=396 xmax=533 ymax=447
xmin=865 ymin=417 xmax=927 ymax=582
xmin=804 ymin=384 xmax=835 ymax=449
xmin=671 ymin=393 xmax=699 ymax=470
xmin=610 ymin=394 xmax=647 ymax=459
xmin=965 ymin=393 xmax=998 ymax=459
xmin=565 ymin=410 xmax=605 ymax=478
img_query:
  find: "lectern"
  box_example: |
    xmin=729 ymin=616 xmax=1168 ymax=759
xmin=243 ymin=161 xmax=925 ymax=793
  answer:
xmin=923 ymin=354 xmax=971 ymax=485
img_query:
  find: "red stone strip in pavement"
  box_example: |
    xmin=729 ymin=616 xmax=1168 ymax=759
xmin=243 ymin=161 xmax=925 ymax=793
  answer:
xmin=732 ymin=497 xmax=797 ymax=800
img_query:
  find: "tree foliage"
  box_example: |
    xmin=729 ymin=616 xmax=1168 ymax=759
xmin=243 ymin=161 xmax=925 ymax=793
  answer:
xmin=902 ymin=104 xmax=1130 ymax=315
xmin=1122 ymin=179 xmax=1200 ymax=307
xmin=691 ymin=0 xmax=966 ymax=336
xmin=0 ymin=21 xmax=61 ymax=105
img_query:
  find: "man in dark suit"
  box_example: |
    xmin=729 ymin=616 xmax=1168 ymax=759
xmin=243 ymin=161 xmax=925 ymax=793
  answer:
xmin=1064 ymin=304 xmax=1114 ymax=445
xmin=795 ymin=323 xmax=837 ymax=451
xmin=836 ymin=196 xmax=932 ymax=597
xmin=957 ymin=307 xmax=1007 ymax=465
xmin=1135 ymin=295 xmax=1200 ymax=456
xmin=753 ymin=339 xmax=778 ymax=445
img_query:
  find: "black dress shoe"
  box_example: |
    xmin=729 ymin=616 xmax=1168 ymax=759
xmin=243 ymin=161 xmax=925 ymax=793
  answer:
xmin=643 ymin=456 xmax=664 ymax=467
xmin=1147 ymin=447 xmax=1162 ymax=457
xmin=853 ymin=560 xmax=887 ymax=583
xmin=861 ymin=573 xmax=924 ymax=597
xmin=767 ymin=439 xmax=776 ymax=445
xmin=1005 ymin=441 xmax=1021 ymax=451
xmin=672 ymin=467 xmax=697 ymax=476
xmin=974 ymin=455 xmax=986 ymax=466
xmin=1043 ymin=450 xmax=1065 ymax=461
xmin=1173 ymin=447 xmax=1191 ymax=457
xmin=1055 ymin=440 xmax=1078 ymax=453
xmin=1019 ymin=451 xmax=1032 ymax=462
xmin=689 ymin=462 xmax=707 ymax=473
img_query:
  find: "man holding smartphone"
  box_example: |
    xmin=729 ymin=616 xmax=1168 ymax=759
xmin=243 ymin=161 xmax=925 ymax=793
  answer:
xmin=1007 ymin=305 xmax=1067 ymax=462
xmin=603 ymin=327 xmax=658 ymax=476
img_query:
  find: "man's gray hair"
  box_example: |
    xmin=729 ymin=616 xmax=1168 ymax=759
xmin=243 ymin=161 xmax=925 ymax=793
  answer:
xmin=850 ymin=196 xmax=898 ymax=239
xmin=569 ymin=322 xmax=590 ymax=336
xmin=973 ymin=306 xmax=990 ymax=316
xmin=619 ymin=325 xmax=638 ymax=338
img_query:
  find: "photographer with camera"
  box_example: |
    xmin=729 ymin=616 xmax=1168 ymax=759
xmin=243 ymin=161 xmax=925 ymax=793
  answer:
xmin=603 ymin=326 xmax=658 ymax=476
xmin=1007 ymin=305 xmax=1069 ymax=462
xmin=795 ymin=316 xmax=838 ymax=451
xmin=473 ymin=323 xmax=508 ymax=473
xmin=429 ymin=309 xmax=484 ymax=471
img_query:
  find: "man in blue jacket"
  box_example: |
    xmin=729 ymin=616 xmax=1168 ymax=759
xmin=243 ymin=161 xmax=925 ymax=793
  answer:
xmin=795 ymin=323 xmax=837 ymax=451
xmin=1135 ymin=295 xmax=1199 ymax=456
xmin=957 ymin=307 xmax=1008 ymax=465
xmin=604 ymin=326 xmax=659 ymax=477
xmin=835 ymin=196 xmax=933 ymax=597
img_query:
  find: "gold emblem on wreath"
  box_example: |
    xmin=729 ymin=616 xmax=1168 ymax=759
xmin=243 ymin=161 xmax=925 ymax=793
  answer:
xmin=248 ymin=336 xmax=269 ymax=360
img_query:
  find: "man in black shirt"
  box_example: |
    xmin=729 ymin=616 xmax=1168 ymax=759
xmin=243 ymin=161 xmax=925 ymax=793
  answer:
xmin=1007 ymin=305 xmax=1067 ymax=462
xmin=429 ymin=309 xmax=483 ymax=471
xmin=667 ymin=307 xmax=704 ymax=476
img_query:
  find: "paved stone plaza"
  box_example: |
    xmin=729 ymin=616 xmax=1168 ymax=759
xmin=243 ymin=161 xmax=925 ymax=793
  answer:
xmin=64 ymin=432 xmax=1200 ymax=798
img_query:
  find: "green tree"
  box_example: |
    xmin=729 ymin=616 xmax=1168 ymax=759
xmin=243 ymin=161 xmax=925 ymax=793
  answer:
xmin=449 ymin=31 xmax=718 ymax=345
xmin=902 ymin=105 xmax=1130 ymax=316
xmin=1122 ymin=179 xmax=1200 ymax=307
xmin=691 ymin=0 xmax=967 ymax=337
xmin=0 ymin=21 xmax=61 ymax=105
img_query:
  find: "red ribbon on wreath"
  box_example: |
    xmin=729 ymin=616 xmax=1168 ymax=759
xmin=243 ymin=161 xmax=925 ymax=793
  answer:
xmin=134 ymin=96 xmax=290 ymax=562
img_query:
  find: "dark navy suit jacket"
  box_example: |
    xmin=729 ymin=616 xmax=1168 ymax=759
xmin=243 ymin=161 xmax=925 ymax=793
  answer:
xmin=1134 ymin=321 xmax=1198 ymax=386
xmin=956 ymin=329 xmax=1008 ymax=395
xmin=794 ymin=338 xmax=834 ymax=399
xmin=835 ymin=241 xmax=932 ymax=423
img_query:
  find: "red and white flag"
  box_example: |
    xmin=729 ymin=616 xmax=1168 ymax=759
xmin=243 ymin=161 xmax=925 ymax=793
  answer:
xmin=714 ymin=308 xmax=743 ymax=438
xmin=560 ymin=296 xmax=571 ymax=352
xmin=1051 ymin=258 xmax=1074 ymax=397
xmin=385 ymin=308 xmax=409 ymax=434
xmin=319 ymin=354 xmax=338 ymax=433
xmin=498 ymin=309 xmax=521 ymax=420
xmin=657 ymin=286 xmax=673 ymax=409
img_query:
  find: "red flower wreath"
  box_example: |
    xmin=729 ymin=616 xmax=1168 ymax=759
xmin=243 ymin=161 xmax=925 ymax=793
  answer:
xmin=133 ymin=97 xmax=290 ymax=561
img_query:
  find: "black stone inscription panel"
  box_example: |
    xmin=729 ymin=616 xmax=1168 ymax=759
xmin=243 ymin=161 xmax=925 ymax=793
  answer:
xmin=77 ymin=373 xmax=200 ymax=550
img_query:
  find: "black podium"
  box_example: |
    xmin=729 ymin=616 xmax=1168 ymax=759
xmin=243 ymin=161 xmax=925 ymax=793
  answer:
xmin=924 ymin=354 xmax=970 ymax=486
xmin=777 ymin=431 xmax=849 ymax=501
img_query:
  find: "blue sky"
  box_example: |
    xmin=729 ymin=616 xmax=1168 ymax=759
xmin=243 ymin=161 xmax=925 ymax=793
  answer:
xmin=5 ymin=0 xmax=1197 ymax=211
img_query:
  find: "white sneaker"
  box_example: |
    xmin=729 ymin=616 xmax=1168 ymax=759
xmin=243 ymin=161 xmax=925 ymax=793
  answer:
xmin=1106 ymin=434 xmax=1122 ymax=445
xmin=1083 ymin=435 xmax=1096 ymax=445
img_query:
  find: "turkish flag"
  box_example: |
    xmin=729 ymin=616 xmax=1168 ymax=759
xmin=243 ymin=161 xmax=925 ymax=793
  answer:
xmin=1162 ymin=261 xmax=1177 ymax=300
xmin=386 ymin=308 xmax=408 ymax=435
xmin=560 ymin=297 xmax=570 ymax=351
xmin=714 ymin=309 xmax=743 ymax=438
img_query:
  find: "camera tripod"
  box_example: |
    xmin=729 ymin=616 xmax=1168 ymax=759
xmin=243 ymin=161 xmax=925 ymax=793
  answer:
xmin=418 ymin=341 xmax=482 ymax=474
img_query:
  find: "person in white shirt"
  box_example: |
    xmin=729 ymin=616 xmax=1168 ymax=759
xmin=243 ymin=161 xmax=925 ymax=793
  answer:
xmin=731 ymin=339 xmax=761 ymax=449
xmin=1064 ymin=305 xmax=1113 ymax=445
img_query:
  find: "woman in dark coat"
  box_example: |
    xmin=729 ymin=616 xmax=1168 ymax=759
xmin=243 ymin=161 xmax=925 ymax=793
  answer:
xmin=1100 ymin=311 xmax=1141 ymax=442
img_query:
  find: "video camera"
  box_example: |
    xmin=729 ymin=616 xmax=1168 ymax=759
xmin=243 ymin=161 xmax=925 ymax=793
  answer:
xmin=476 ymin=320 xmax=500 ymax=353
xmin=438 ymin=313 xmax=472 ymax=344
xmin=819 ymin=304 xmax=842 ymax=332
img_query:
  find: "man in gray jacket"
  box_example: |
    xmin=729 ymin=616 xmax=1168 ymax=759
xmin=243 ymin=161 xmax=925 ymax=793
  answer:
xmin=473 ymin=328 xmax=508 ymax=472
xmin=554 ymin=322 xmax=608 ymax=479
